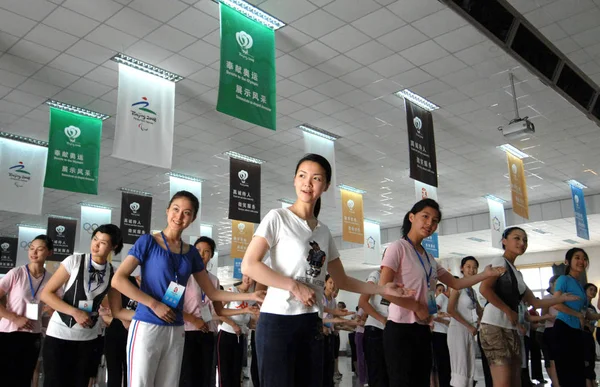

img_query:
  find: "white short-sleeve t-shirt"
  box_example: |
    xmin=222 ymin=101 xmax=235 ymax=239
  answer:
xmin=364 ymin=270 xmax=389 ymax=330
xmin=481 ymin=256 xmax=526 ymax=330
xmin=219 ymin=286 xmax=255 ymax=335
xmin=254 ymin=208 xmax=339 ymax=317
xmin=433 ymin=293 xmax=449 ymax=334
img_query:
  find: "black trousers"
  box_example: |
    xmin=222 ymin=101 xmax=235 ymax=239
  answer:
xmin=477 ymin=332 xmax=493 ymax=387
xmin=530 ymin=331 xmax=544 ymax=381
xmin=364 ymin=326 xmax=388 ymax=387
xmin=251 ymin=330 xmax=259 ymax=387
xmin=105 ymin=322 xmax=127 ymax=387
xmin=180 ymin=330 xmax=215 ymax=387
xmin=432 ymin=332 xmax=451 ymax=387
xmin=554 ymin=319 xmax=586 ymax=387
xmin=521 ymin=336 xmax=532 ymax=387
xmin=384 ymin=322 xmax=431 ymax=387
xmin=348 ymin=332 xmax=357 ymax=372
xmin=217 ymin=330 xmax=244 ymax=387
xmin=583 ymin=330 xmax=596 ymax=381
xmin=323 ymin=334 xmax=335 ymax=387
xmin=0 ymin=332 xmax=41 ymax=387
xmin=43 ymin=335 xmax=95 ymax=387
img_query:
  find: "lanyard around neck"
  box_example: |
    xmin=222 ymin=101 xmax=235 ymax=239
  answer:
xmin=25 ymin=265 xmax=45 ymax=302
xmin=406 ymin=237 xmax=432 ymax=287
xmin=161 ymin=232 xmax=183 ymax=284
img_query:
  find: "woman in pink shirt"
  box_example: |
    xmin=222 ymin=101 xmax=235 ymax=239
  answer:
xmin=379 ymin=199 xmax=505 ymax=387
xmin=0 ymin=235 xmax=53 ymax=387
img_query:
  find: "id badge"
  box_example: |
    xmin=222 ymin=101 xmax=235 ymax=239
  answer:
xmin=200 ymin=305 xmax=213 ymax=322
xmin=78 ymin=300 xmax=93 ymax=313
xmin=426 ymin=290 xmax=438 ymax=315
xmin=380 ymin=298 xmax=390 ymax=307
xmin=162 ymin=281 xmax=185 ymax=308
xmin=25 ymin=303 xmax=39 ymax=321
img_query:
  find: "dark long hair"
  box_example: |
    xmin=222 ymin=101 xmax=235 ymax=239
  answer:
xmin=401 ymin=199 xmax=441 ymax=238
xmin=294 ymin=153 xmax=332 ymax=219
xmin=564 ymin=247 xmax=588 ymax=276
xmin=169 ymin=190 xmax=200 ymax=219
xmin=460 ymin=256 xmax=479 ymax=274
xmin=32 ymin=234 xmax=54 ymax=251
xmin=501 ymin=226 xmax=526 ymax=250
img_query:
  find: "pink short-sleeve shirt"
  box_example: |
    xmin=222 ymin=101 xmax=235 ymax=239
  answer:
xmin=381 ymin=239 xmax=448 ymax=325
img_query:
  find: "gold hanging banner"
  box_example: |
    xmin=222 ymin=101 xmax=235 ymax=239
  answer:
xmin=507 ymin=152 xmax=529 ymax=219
xmin=231 ymin=220 xmax=254 ymax=259
xmin=341 ymin=189 xmax=364 ymax=244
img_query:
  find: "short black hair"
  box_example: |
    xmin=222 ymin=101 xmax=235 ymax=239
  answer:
xmin=194 ymin=236 xmax=216 ymax=257
xmin=92 ymin=224 xmax=124 ymax=255
xmin=584 ymin=283 xmax=597 ymax=293
xmin=436 ymin=284 xmax=446 ymax=291
xmin=32 ymin=235 xmax=54 ymax=251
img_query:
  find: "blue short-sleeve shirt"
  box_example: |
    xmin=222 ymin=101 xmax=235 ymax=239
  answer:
xmin=555 ymin=274 xmax=586 ymax=329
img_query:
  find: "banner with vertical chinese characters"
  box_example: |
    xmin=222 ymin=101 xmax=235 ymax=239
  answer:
xmin=47 ymin=217 xmax=77 ymax=261
xmin=113 ymin=65 xmax=175 ymax=169
xmin=363 ymin=221 xmax=381 ymax=265
xmin=487 ymin=198 xmax=506 ymax=249
xmin=570 ymin=184 xmax=590 ymax=240
xmin=231 ymin=220 xmax=253 ymax=279
xmin=17 ymin=226 xmax=46 ymax=267
xmin=120 ymin=192 xmax=152 ymax=245
xmin=406 ymin=100 xmax=437 ymax=187
xmin=217 ymin=3 xmax=276 ymax=130
xmin=341 ymin=189 xmax=364 ymax=244
xmin=414 ymin=180 xmax=439 ymax=258
xmin=507 ymin=153 xmax=529 ymax=219
xmin=0 ymin=237 xmax=18 ymax=274
xmin=79 ymin=206 xmax=112 ymax=252
xmin=44 ymin=108 xmax=101 ymax=194
xmin=228 ymin=158 xmax=261 ymax=223
xmin=170 ymin=176 xmax=202 ymax=237
xmin=0 ymin=138 xmax=47 ymax=215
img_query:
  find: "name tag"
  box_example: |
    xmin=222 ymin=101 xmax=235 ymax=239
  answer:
xmin=380 ymin=298 xmax=390 ymax=307
xmin=78 ymin=300 xmax=93 ymax=313
xmin=200 ymin=305 xmax=213 ymax=322
xmin=26 ymin=303 xmax=39 ymax=321
xmin=162 ymin=281 xmax=185 ymax=308
xmin=426 ymin=290 xmax=438 ymax=315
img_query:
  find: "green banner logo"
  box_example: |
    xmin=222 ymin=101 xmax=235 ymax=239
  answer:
xmin=217 ymin=3 xmax=276 ymax=130
xmin=44 ymin=108 xmax=102 ymax=195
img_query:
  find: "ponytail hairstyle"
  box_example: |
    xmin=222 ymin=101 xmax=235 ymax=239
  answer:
xmin=92 ymin=224 xmax=124 ymax=255
xmin=501 ymin=227 xmax=526 ymax=250
xmin=401 ymin=199 xmax=442 ymax=238
xmin=294 ymin=153 xmax=332 ymax=219
xmin=32 ymin=234 xmax=54 ymax=251
xmin=564 ymin=247 xmax=588 ymax=276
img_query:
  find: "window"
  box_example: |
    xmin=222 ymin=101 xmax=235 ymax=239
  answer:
xmin=519 ymin=266 xmax=554 ymax=300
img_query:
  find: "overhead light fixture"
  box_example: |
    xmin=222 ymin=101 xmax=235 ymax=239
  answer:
xmin=0 ymin=131 xmax=48 ymax=147
xmin=566 ymin=179 xmax=588 ymax=189
xmin=298 ymin=124 xmax=341 ymax=141
xmin=497 ymin=143 xmax=529 ymax=159
xmin=483 ymin=194 xmax=507 ymax=204
xmin=467 ymin=237 xmax=486 ymax=242
xmin=16 ymin=223 xmax=46 ymax=230
xmin=394 ymin=89 xmax=440 ymax=111
xmin=338 ymin=184 xmax=366 ymax=194
xmin=46 ymin=100 xmax=110 ymax=120
xmin=216 ymin=0 xmax=285 ymax=30
xmin=79 ymin=203 xmax=112 ymax=210
xmin=167 ymin=172 xmax=205 ymax=183
xmin=224 ymin=151 xmax=265 ymax=165
xmin=119 ymin=187 xmax=153 ymax=196
xmin=111 ymin=53 xmax=184 ymax=82
xmin=563 ymin=239 xmax=578 ymax=245
xmin=46 ymin=214 xmax=78 ymax=220
xmin=531 ymin=228 xmax=550 ymax=235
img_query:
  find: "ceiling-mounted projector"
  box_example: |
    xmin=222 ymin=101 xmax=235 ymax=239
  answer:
xmin=499 ymin=117 xmax=535 ymax=140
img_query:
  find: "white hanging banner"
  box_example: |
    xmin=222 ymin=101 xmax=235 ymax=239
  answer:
xmin=414 ymin=180 xmax=439 ymax=258
xmin=487 ymin=199 xmax=506 ymax=250
xmin=17 ymin=226 xmax=46 ymax=267
xmin=364 ymin=220 xmax=381 ymax=265
xmin=79 ymin=206 xmax=112 ymax=252
xmin=303 ymin=132 xmax=337 ymax=208
xmin=170 ymin=176 xmax=202 ymax=237
xmin=0 ymin=138 xmax=48 ymax=215
xmin=113 ymin=64 xmax=175 ymax=169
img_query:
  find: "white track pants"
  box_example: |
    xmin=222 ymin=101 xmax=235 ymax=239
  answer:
xmin=448 ymin=322 xmax=476 ymax=387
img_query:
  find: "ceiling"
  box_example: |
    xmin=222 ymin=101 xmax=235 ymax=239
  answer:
xmin=0 ymin=0 xmax=599 ymax=253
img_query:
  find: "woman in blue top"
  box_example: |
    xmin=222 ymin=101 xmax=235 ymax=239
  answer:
xmin=112 ymin=191 xmax=264 ymax=387
xmin=552 ymin=247 xmax=588 ymax=387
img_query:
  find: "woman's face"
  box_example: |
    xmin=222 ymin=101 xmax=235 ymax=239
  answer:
xmin=325 ymin=277 xmax=335 ymax=293
xmin=586 ymin=286 xmax=597 ymax=300
xmin=461 ymin=259 xmax=479 ymax=278
xmin=28 ymin=239 xmax=51 ymax=264
xmin=408 ymin=206 xmax=440 ymax=239
xmin=293 ymin=161 xmax=329 ymax=205
xmin=90 ymin=232 xmax=113 ymax=260
xmin=166 ymin=197 xmax=196 ymax=232
xmin=195 ymin=241 xmax=213 ymax=267
xmin=568 ymin=251 xmax=587 ymax=274
xmin=502 ymin=229 xmax=528 ymax=256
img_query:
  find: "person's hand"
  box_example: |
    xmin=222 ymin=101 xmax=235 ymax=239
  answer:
xmin=12 ymin=315 xmax=34 ymax=330
xmin=517 ymin=324 xmax=526 ymax=336
xmin=541 ymin=313 xmax=553 ymax=321
xmin=382 ymin=282 xmax=416 ymax=298
xmin=358 ymin=319 xmax=365 ymax=327
xmin=194 ymin=317 xmax=208 ymax=332
xmin=150 ymin=300 xmax=176 ymax=324
xmin=244 ymin=305 xmax=260 ymax=317
xmin=252 ymin=290 xmax=266 ymax=303
xmin=336 ymin=309 xmax=354 ymax=317
xmin=437 ymin=312 xmax=451 ymax=318
xmin=559 ymin=292 xmax=580 ymax=303
xmin=415 ymin=302 xmax=430 ymax=321
xmin=323 ymin=326 xmax=331 ymax=335
xmin=468 ymin=325 xmax=478 ymax=337
xmin=72 ymin=309 xmax=93 ymax=328
xmin=506 ymin=309 xmax=519 ymax=326
xmin=483 ymin=264 xmax=506 ymax=278
xmin=377 ymin=315 xmax=388 ymax=326
xmin=290 ymin=281 xmax=316 ymax=307
xmin=232 ymin=323 xmax=241 ymax=335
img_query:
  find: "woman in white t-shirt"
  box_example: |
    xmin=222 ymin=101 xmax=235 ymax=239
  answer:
xmin=40 ymin=224 xmax=125 ymax=387
xmin=0 ymin=235 xmax=53 ymax=387
xmin=478 ymin=227 xmax=578 ymax=387
xmin=241 ymin=153 xmax=415 ymax=387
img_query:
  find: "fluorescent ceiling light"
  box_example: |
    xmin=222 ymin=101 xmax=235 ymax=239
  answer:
xmin=531 ymin=228 xmax=549 ymax=235
xmin=394 ymin=89 xmax=440 ymax=111
xmin=111 ymin=53 xmax=183 ymax=82
xmin=217 ymin=0 xmax=285 ymax=30
xmin=46 ymin=214 xmax=78 ymax=220
xmin=483 ymin=194 xmax=507 ymax=204
xmin=338 ymin=184 xmax=367 ymax=194
xmin=46 ymin=100 xmax=110 ymax=120
xmin=16 ymin=223 xmax=45 ymax=230
xmin=467 ymin=237 xmax=486 ymax=242
xmin=167 ymin=172 xmax=205 ymax=183
xmin=224 ymin=151 xmax=265 ymax=165
xmin=0 ymin=131 xmax=48 ymax=147
xmin=79 ymin=203 xmax=112 ymax=210
xmin=563 ymin=239 xmax=578 ymax=244
xmin=298 ymin=124 xmax=341 ymax=141
xmin=119 ymin=187 xmax=153 ymax=196
xmin=565 ymin=179 xmax=588 ymax=189
xmin=497 ymin=143 xmax=529 ymax=159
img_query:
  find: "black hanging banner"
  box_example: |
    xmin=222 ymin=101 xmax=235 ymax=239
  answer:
xmin=0 ymin=237 xmax=18 ymax=274
xmin=406 ymin=100 xmax=438 ymax=187
xmin=120 ymin=192 xmax=153 ymax=245
xmin=228 ymin=158 xmax=261 ymax=223
xmin=47 ymin=217 xmax=77 ymax=261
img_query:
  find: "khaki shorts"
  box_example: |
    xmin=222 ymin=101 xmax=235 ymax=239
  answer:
xmin=479 ymin=323 xmax=521 ymax=366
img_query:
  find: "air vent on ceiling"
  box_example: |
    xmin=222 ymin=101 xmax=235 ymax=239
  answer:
xmin=563 ymin=239 xmax=578 ymax=245
xmin=467 ymin=237 xmax=486 ymax=242
xmin=449 ymin=0 xmax=514 ymax=42
xmin=511 ymin=24 xmax=559 ymax=81
xmin=557 ymin=65 xmax=596 ymax=110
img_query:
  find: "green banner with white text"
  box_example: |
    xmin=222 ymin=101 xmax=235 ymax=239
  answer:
xmin=44 ymin=108 xmax=101 ymax=194
xmin=217 ymin=3 xmax=276 ymax=130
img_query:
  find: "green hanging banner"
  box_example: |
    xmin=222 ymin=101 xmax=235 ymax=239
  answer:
xmin=44 ymin=107 xmax=102 ymax=195
xmin=217 ymin=3 xmax=276 ymax=130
